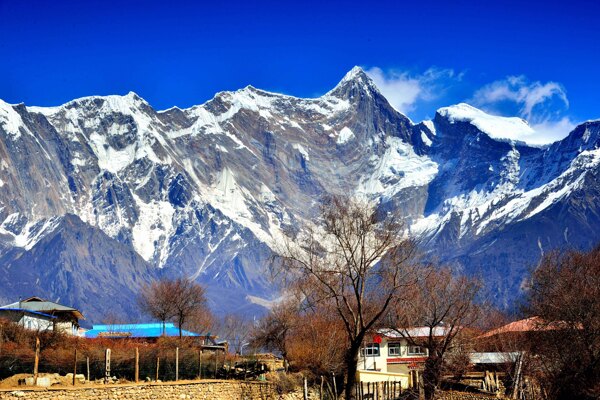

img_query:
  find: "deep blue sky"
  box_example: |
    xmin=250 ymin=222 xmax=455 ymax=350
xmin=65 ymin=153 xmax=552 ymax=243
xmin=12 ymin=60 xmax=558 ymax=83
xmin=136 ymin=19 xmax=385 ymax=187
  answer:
xmin=1 ymin=0 xmax=598 ymax=139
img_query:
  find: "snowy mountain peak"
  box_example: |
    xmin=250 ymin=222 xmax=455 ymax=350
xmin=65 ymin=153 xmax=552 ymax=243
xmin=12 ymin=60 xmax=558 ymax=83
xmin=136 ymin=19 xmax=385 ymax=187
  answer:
xmin=0 ymin=99 xmax=27 ymax=139
xmin=436 ymin=103 xmax=535 ymax=144
xmin=327 ymin=66 xmax=381 ymax=100
xmin=340 ymin=65 xmax=369 ymax=83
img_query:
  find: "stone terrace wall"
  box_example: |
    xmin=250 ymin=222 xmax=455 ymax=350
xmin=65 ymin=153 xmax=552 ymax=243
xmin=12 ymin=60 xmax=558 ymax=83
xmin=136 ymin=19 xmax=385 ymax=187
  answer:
xmin=436 ymin=391 xmax=500 ymax=400
xmin=0 ymin=380 xmax=284 ymax=400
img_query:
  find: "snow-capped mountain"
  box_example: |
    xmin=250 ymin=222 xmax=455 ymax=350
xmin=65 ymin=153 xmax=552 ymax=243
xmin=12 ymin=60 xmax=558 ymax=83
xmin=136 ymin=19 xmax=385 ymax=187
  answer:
xmin=0 ymin=67 xmax=598 ymax=319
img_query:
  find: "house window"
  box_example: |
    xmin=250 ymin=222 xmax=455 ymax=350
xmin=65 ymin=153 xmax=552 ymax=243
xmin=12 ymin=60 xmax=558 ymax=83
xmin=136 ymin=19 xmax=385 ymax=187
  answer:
xmin=362 ymin=343 xmax=380 ymax=357
xmin=408 ymin=346 xmax=425 ymax=355
xmin=388 ymin=342 xmax=401 ymax=356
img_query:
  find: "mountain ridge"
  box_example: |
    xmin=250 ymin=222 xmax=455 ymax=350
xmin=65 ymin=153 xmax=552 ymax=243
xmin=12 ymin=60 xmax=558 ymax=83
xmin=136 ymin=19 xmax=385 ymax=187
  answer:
xmin=1 ymin=67 xmax=599 ymax=319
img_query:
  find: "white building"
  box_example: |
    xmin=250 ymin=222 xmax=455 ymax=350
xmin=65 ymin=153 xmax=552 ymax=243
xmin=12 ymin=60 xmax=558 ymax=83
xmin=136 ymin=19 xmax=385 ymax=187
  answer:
xmin=357 ymin=326 xmax=450 ymax=389
xmin=0 ymin=297 xmax=84 ymax=336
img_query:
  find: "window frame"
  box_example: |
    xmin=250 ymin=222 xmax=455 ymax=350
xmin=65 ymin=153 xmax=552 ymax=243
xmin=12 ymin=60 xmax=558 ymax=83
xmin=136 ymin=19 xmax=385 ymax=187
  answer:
xmin=407 ymin=345 xmax=425 ymax=355
xmin=362 ymin=343 xmax=380 ymax=357
xmin=388 ymin=342 xmax=402 ymax=356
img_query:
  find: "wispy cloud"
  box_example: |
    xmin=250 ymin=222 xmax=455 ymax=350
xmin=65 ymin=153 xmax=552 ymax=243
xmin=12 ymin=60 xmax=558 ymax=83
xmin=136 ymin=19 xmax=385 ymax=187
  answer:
xmin=470 ymin=76 xmax=576 ymax=144
xmin=471 ymin=75 xmax=568 ymax=120
xmin=529 ymin=117 xmax=576 ymax=145
xmin=365 ymin=67 xmax=459 ymax=115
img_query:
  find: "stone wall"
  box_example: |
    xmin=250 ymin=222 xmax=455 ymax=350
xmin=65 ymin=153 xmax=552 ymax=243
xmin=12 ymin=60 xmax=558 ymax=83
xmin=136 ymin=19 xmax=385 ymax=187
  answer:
xmin=0 ymin=380 xmax=285 ymax=400
xmin=436 ymin=391 xmax=499 ymax=400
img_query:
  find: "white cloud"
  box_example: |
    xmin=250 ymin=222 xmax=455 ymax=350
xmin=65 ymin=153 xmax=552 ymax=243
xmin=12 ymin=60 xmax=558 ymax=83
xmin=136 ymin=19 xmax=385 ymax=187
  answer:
xmin=365 ymin=67 xmax=458 ymax=114
xmin=471 ymin=76 xmax=576 ymax=144
xmin=471 ymin=75 xmax=568 ymax=120
xmin=529 ymin=117 xmax=577 ymax=145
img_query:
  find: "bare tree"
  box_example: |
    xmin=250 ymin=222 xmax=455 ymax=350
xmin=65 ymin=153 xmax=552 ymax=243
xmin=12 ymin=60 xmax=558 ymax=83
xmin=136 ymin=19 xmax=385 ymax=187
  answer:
xmin=170 ymin=278 xmax=210 ymax=340
xmin=284 ymin=303 xmax=346 ymax=375
xmin=522 ymin=246 xmax=600 ymax=400
xmin=390 ymin=266 xmax=480 ymax=400
xmin=251 ymin=299 xmax=299 ymax=367
xmin=138 ymin=279 xmax=176 ymax=335
xmin=252 ymin=300 xmax=346 ymax=374
xmin=138 ymin=278 xmax=211 ymax=339
xmin=275 ymin=195 xmax=418 ymax=400
xmin=219 ymin=314 xmax=254 ymax=355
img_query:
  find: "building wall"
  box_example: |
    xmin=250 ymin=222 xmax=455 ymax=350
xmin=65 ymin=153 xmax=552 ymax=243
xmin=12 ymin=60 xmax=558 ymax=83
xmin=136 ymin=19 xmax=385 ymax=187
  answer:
xmin=19 ymin=315 xmax=54 ymax=332
xmin=358 ymin=336 xmax=429 ymax=389
xmin=54 ymin=320 xmax=78 ymax=335
xmin=356 ymin=370 xmax=409 ymax=388
xmin=358 ymin=337 xmax=428 ymax=373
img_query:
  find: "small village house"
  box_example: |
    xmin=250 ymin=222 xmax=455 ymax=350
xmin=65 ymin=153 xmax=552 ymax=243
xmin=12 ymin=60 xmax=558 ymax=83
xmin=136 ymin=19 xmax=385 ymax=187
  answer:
xmin=85 ymin=322 xmax=227 ymax=352
xmin=0 ymin=296 xmax=84 ymax=336
xmin=357 ymin=326 xmax=450 ymax=389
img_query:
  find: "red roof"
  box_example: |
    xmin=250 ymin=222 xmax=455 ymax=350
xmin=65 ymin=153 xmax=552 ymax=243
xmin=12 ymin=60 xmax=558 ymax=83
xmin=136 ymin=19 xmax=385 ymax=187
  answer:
xmin=478 ymin=316 xmax=574 ymax=339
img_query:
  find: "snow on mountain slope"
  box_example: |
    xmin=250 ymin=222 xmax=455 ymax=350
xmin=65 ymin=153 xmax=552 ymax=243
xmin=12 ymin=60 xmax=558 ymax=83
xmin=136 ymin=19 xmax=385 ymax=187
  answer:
xmin=438 ymin=103 xmax=536 ymax=145
xmin=0 ymin=66 xmax=598 ymax=318
xmin=357 ymin=137 xmax=438 ymax=199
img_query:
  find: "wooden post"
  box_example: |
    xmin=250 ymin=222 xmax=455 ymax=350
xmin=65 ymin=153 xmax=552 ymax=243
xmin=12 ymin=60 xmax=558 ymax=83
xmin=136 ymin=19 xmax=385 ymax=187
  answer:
xmin=198 ymin=350 xmax=202 ymax=379
xmin=73 ymin=348 xmax=78 ymax=385
xmin=104 ymin=348 xmax=111 ymax=384
xmin=303 ymin=376 xmax=308 ymax=400
xmin=214 ymin=352 xmax=218 ymax=379
xmin=156 ymin=357 xmax=160 ymax=382
xmin=86 ymin=357 xmax=90 ymax=383
xmin=33 ymin=337 xmax=40 ymax=386
xmin=175 ymin=347 xmax=179 ymax=381
xmin=243 ymin=355 xmax=247 ymax=381
xmin=135 ymin=347 xmax=139 ymax=383
xmin=320 ymin=375 xmax=324 ymax=400
xmin=332 ymin=371 xmax=337 ymax=399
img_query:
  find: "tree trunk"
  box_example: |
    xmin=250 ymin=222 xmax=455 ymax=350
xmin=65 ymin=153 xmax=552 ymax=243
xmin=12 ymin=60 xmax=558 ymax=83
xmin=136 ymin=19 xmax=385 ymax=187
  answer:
xmin=422 ymin=355 xmax=443 ymax=400
xmin=344 ymin=342 xmax=361 ymax=400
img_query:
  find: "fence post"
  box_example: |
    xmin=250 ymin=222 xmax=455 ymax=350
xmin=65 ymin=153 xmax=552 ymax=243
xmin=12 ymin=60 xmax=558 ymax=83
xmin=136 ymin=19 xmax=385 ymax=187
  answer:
xmin=214 ymin=352 xmax=218 ymax=379
xmin=303 ymin=376 xmax=308 ymax=400
xmin=332 ymin=371 xmax=337 ymax=399
xmin=156 ymin=356 xmax=160 ymax=382
xmin=320 ymin=375 xmax=324 ymax=400
xmin=104 ymin=348 xmax=111 ymax=384
xmin=199 ymin=350 xmax=202 ymax=379
xmin=33 ymin=337 xmax=40 ymax=386
xmin=135 ymin=347 xmax=139 ymax=383
xmin=175 ymin=347 xmax=179 ymax=381
xmin=73 ymin=348 xmax=78 ymax=385
xmin=86 ymin=357 xmax=90 ymax=383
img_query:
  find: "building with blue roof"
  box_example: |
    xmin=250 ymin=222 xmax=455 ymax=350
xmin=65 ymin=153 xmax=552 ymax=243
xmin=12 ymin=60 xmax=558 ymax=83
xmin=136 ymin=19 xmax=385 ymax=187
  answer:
xmin=84 ymin=322 xmax=227 ymax=351
xmin=85 ymin=322 xmax=200 ymax=339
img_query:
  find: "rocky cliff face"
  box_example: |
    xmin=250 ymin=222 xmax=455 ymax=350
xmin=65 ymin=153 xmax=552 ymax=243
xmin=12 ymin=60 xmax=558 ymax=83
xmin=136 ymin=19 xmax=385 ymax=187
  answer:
xmin=0 ymin=67 xmax=598 ymax=320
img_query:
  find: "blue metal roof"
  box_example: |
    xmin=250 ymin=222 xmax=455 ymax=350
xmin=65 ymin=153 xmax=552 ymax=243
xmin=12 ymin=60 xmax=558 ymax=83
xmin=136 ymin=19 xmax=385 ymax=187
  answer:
xmin=85 ymin=322 xmax=201 ymax=339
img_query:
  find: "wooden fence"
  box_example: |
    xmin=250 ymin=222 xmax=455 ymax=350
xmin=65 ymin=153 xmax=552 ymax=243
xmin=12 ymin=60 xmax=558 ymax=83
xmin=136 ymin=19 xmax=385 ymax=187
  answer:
xmin=355 ymin=381 xmax=403 ymax=400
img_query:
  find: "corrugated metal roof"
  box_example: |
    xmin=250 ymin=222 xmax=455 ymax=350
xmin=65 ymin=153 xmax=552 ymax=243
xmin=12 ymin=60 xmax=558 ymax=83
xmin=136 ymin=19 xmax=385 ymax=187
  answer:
xmin=85 ymin=323 xmax=202 ymax=339
xmin=0 ymin=308 xmax=57 ymax=319
xmin=469 ymin=352 xmax=521 ymax=364
xmin=1 ymin=298 xmax=84 ymax=320
xmin=380 ymin=326 xmax=451 ymax=339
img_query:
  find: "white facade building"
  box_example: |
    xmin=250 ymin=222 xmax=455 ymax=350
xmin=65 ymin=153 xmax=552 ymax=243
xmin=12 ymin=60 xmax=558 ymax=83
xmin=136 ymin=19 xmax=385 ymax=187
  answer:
xmin=357 ymin=326 xmax=450 ymax=389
